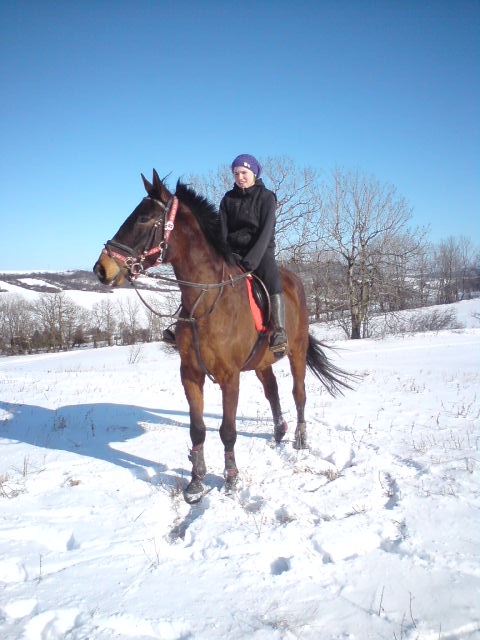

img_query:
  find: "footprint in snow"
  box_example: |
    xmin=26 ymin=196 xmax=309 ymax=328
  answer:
xmin=271 ymin=556 xmax=291 ymax=575
xmin=23 ymin=608 xmax=80 ymax=640
xmin=0 ymin=557 xmax=27 ymax=583
xmin=2 ymin=598 xmax=38 ymax=620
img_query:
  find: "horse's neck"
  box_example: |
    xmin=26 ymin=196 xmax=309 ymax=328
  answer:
xmin=171 ymin=254 xmax=222 ymax=288
xmin=169 ymin=210 xmax=225 ymax=312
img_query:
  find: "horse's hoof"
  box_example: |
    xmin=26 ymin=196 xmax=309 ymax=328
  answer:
xmin=184 ymin=478 xmax=206 ymax=504
xmin=293 ymin=439 xmax=309 ymax=450
xmin=293 ymin=431 xmax=309 ymax=450
xmin=224 ymin=475 xmax=239 ymax=495
xmin=274 ymin=419 xmax=288 ymax=443
xmin=293 ymin=423 xmax=308 ymax=450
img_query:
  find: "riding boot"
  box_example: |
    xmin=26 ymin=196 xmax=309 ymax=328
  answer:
xmin=269 ymin=293 xmax=288 ymax=358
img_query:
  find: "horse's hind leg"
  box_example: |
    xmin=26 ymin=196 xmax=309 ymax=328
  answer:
xmin=255 ymin=366 xmax=288 ymax=443
xmin=288 ymin=348 xmax=309 ymax=449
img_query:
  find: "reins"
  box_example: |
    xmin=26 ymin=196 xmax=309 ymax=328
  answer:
xmin=130 ymin=265 xmax=251 ymax=291
xmin=129 ymin=263 xmax=249 ymax=319
xmin=129 ymin=265 xmax=253 ymax=384
xmin=102 ymin=191 xmax=257 ymax=383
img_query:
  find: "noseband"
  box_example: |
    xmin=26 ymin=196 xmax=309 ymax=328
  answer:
xmin=103 ymin=195 xmax=178 ymax=278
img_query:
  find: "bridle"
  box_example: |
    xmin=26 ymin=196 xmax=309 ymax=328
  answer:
xmin=102 ymin=195 xmax=178 ymax=279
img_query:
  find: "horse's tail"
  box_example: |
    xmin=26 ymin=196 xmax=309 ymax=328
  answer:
xmin=306 ymin=334 xmax=356 ymax=397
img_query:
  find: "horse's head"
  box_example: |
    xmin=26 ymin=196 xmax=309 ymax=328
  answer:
xmin=93 ymin=170 xmax=177 ymax=286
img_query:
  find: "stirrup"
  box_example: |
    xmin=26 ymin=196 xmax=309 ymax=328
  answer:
xmin=270 ymin=336 xmax=288 ymax=360
xmin=270 ymin=328 xmax=287 ymax=350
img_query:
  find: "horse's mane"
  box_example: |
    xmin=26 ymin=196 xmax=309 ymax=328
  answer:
xmin=175 ymin=181 xmax=235 ymax=265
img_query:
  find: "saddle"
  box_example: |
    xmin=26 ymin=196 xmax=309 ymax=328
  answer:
xmin=162 ymin=272 xmax=271 ymax=346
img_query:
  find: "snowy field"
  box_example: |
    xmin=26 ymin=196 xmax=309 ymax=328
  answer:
xmin=0 ymin=299 xmax=479 ymax=639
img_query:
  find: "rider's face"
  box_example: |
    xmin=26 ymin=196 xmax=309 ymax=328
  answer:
xmin=233 ymin=167 xmax=256 ymax=189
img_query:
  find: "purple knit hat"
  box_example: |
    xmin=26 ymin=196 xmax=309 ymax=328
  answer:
xmin=231 ymin=154 xmax=262 ymax=178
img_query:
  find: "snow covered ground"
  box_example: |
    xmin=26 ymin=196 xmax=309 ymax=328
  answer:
xmin=0 ymin=301 xmax=479 ymax=639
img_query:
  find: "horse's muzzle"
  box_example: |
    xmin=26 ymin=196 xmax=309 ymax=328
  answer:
xmin=93 ymin=260 xmax=106 ymax=283
xmin=93 ymin=256 xmax=126 ymax=287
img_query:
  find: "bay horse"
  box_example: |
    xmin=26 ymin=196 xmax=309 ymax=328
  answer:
xmin=93 ymin=170 xmax=350 ymax=502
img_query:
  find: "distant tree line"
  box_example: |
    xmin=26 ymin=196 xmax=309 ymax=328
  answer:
xmin=0 ymin=291 xmax=178 ymax=356
xmin=1 ymin=236 xmax=476 ymax=356
xmin=1 ymin=158 xmax=478 ymax=354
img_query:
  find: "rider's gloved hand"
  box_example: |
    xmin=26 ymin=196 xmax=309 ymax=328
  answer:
xmin=231 ymin=252 xmax=253 ymax=273
xmin=241 ymin=257 xmax=253 ymax=272
xmin=232 ymin=253 xmax=245 ymax=268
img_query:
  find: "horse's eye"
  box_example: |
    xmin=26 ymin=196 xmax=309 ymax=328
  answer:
xmin=138 ymin=215 xmax=151 ymax=224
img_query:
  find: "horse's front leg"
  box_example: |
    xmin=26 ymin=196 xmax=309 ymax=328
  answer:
xmin=181 ymin=363 xmax=208 ymax=503
xmin=219 ymin=372 xmax=240 ymax=492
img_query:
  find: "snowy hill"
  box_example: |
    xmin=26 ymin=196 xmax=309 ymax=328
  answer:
xmin=0 ymin=270 xmax=108 ymax=294
xmin=0 ymin=301 xmax=479 ymax=639
xmin=0 ymin=269 xmax=174 ymax=298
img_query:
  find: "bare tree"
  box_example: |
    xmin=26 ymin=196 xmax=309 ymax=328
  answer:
xmin=0 ymin=295 xmax=34 ymax=354
xmin=457 ymin=236 xmax=478 ymax=300
xmin=296 ymin=250 xmax=347 ymax=322
xmin=141 ymin=288 xmax=182 ymax=342
xmin=433 ymin=237 xmax=460 ymax=304
xmin=432 ymin=235 xmax=480 ymax=304
xmin=370 ymin=231 xmax=428 ymax=311
xmin=90 ymin=298 xmax=117 ymax=346
xmin=187 ymin=155 xmax=321 ymax=263
xmin=184 ymin=165 xmax=232 ymax=206
xmin=318 ymin=168 xmax=422 ymax=339
xmin=32 ymin=292 xmax=84 ymax=351
xmin=116 ymin=297 xmax=142 ymax=345
xmin=62 ymin=300 xmax=87 ymax=349
xmin=261 ymin=156 xmax=321 ymax=262
xmin=410 ymin=241 xmax=433 ymax=307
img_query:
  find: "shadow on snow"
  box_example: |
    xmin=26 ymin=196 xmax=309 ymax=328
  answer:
xmin=0 ymin=400 xmax=273 ymax=490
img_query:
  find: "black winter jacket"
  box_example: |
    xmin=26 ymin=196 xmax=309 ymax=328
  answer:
xmin=219 ymin=179 xmax=277 ymax=272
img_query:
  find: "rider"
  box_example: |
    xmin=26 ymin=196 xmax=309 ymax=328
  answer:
xmin=219 ymin=154 xmax=287 ymax=357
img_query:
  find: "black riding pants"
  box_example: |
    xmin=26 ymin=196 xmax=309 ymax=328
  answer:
xmin=250 ymin=249 xmax=283 ymax=295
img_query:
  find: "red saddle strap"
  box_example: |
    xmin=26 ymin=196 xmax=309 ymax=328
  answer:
xmin=245 ymin=275 xmax=267 ymax=333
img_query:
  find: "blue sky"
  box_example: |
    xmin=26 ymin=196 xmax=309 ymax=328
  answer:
xmin=1 ymin=0 xmax=478 ymax=271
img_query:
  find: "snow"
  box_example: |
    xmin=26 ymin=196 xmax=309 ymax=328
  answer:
xmin=0 ymin=281 xmax=43 ymax=301
xmin=0 ymin=300 xmax=479 ymax=639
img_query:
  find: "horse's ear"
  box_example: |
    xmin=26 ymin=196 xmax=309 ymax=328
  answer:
xmin=142 ymin=173 xmax=153 ymax=193
xmin=152 ymin=169 xmax=162 ymax=190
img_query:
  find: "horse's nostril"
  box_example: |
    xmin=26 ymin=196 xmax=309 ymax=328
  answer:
xmin=93 ymin=261 xmax=105 ymax=282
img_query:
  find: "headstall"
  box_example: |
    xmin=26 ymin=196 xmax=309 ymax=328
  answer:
xmin=103 ymin=195 xmax=178 ymax=278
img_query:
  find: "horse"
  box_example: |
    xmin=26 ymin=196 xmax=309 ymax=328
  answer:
xmin=93 ymin=169 xmax=351 ymax=503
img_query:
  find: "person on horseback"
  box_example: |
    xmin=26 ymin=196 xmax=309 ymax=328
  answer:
xmin=219 ymin=154 xmax=287 ymax=357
